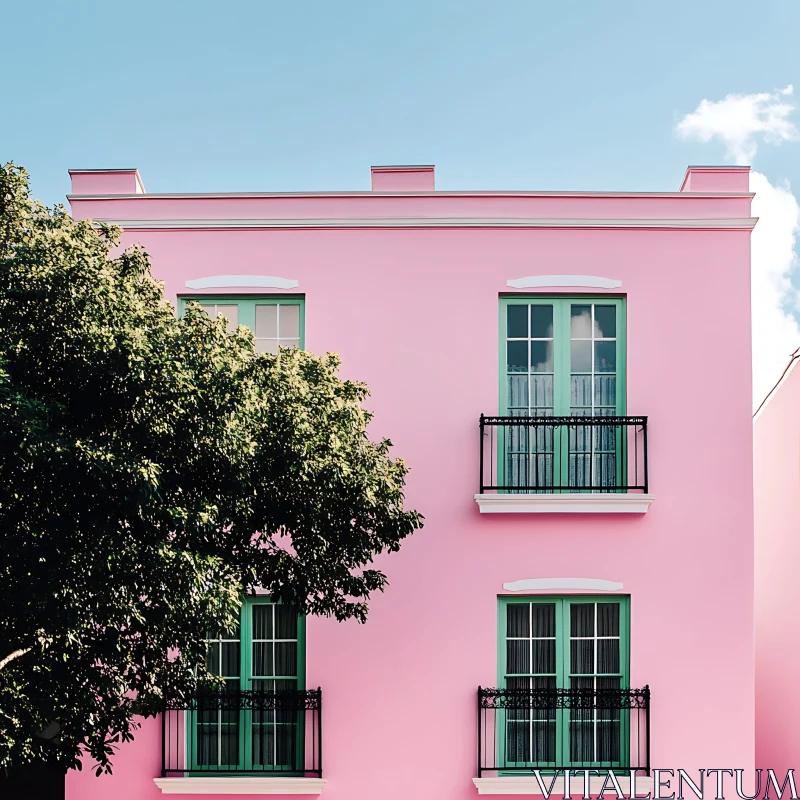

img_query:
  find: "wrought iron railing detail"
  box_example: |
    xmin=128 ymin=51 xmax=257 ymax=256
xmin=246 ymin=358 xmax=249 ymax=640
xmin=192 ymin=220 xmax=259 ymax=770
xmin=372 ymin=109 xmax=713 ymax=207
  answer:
xmin=477 ymin=686 xmax=650 ymax=776
xmin=479 ymin=415 xmax=648 ymax=494
xmin=161 ymin=688 xmax=322 ymax=778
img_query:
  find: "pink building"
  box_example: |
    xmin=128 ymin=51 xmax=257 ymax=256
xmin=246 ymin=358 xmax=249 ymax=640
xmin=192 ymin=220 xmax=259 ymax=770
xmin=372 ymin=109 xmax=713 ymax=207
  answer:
xmin=63 ymin=164 xmax=757 ymax=800
xmin=753 ymin=350 xmax=800 ymax=776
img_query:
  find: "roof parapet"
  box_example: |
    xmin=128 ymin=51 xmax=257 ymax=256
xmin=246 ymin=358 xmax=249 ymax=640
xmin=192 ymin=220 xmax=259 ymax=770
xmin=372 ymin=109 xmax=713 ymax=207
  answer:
xmin=680 ymin=166 xmax=750 ymax=193
xmin=69 ymin=168 xmax=145 ymax=195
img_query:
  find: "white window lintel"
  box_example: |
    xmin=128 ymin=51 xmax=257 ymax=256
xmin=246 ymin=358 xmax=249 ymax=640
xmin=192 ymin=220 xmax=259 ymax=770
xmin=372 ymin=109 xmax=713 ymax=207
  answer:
xmin=185 ymin=275 xmax=299 ymax=290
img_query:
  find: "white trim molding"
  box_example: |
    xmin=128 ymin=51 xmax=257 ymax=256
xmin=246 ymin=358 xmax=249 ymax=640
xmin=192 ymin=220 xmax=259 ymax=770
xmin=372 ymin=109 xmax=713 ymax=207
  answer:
xmin=92 ymin=217 xmax=759 ymax=231
xmin=507 ymin=275 xmax=622 ymax=289
xmin=68 ymin=189 xmax=754 ymax=199
xmin=503 ymin=577 xmax=623 ymax=592
xmin=153 ymin=777 xmax=327 ymax=795
xmin=185 ymin=275 xmax=299 ymax=290
xmin=474 ymin=493 xmax=654 ymax=514
xmin=473 ymin=775 xmax=655 ymax=796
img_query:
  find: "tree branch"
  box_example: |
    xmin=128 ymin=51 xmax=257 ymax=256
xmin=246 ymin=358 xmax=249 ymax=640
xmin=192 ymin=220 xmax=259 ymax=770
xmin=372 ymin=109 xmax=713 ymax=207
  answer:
xmin=0 ymin=648 xmax=31 ymax=671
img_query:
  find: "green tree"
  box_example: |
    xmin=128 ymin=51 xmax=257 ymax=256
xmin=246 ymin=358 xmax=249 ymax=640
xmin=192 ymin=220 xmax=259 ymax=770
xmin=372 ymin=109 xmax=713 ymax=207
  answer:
xmin=0 ymin=164 xmax=421 ymax=774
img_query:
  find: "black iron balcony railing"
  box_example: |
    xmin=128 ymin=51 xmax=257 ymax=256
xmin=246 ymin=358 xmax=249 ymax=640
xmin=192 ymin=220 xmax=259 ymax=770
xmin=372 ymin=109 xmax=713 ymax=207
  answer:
xmin=161 ymin=688 xmax=322 ymax=778
xmin=479 ymin=415 xmax=648 ymax=494
xmin=477 ymin=686 xmax=650 ymax=776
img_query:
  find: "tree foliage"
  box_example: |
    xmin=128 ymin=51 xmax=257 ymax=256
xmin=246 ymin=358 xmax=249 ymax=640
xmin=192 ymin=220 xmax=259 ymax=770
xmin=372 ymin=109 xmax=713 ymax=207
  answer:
xmin=0 ymin=163 xmax=421 ymax=773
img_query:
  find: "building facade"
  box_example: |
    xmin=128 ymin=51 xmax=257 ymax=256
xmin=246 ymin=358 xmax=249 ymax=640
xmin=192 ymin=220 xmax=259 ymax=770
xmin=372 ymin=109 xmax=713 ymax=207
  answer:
xmin=753 ymin=350 xmax=800 ymax=776
xmin=64 ymin=164 xmax=757 ymax=799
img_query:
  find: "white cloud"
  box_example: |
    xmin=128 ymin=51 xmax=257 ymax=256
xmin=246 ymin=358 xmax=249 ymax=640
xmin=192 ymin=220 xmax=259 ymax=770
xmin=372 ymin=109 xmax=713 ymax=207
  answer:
xmin=676 ymin=85 xmax=798 ymax=164
xmin=750 ymin=172 xmax=800 ymax=409
xmin=676 ymin=87 xmax=800 ymax=409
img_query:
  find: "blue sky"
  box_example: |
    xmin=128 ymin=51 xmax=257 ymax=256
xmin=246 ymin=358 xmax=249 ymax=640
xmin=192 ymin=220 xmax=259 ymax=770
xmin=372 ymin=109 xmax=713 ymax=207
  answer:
xmin=2 ymin=0 xmax=799 ymax=203
xmin=2 ymin=0 xmax=800 ymax=406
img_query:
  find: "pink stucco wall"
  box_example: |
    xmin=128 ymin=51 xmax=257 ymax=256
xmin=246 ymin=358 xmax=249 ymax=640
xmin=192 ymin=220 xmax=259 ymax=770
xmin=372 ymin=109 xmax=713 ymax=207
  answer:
xmin=65 ymin=166 xmax=756 ymax=799
xmin=754 ymin=359 xmax=800 ymax=774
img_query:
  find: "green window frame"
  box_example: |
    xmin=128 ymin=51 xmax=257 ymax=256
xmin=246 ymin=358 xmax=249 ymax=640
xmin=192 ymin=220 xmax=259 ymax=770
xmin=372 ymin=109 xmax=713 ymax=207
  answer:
xmin=178 ymin=295 xmax=305 ymax=353
xmin=191 ymin=598 xmax=307 ymax=774
xmin=499 ymin=296 xmax=626 ymax=417
xmin=498 ymin=297 xmax=627 ymax=491
xmin=497 ymin=595 xmax=630 ymax=770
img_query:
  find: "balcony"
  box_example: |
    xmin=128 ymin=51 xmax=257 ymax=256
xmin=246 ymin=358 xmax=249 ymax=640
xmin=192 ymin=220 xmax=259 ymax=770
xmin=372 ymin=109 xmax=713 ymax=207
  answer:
xmin=474 ymin=686 xmax=651 ymax=795
xmin=475 ymin=415 xmax=653 ymax=513
xmin=155 ymin=688 xmax=325 ymax=795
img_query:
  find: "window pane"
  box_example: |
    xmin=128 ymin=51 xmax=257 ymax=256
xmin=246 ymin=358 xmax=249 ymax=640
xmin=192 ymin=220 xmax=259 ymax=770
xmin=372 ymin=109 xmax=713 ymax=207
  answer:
xmin=252 ymin=642 xmax=273 ymax=676
xmin=598 ymin=639 xmax=620 ymax=674
xmin=597 ymin=603 xmax=620 ymax=636
xmin=275 ymin=642 xmax=297 ymax=676
xmin=205 ymin=642 xmax=220 ymax=674
xmin=532 ymin=640 xmax=556 ymax=674
xmin=252 ymin=605 xmax=273 ymax=640
xmin=530 ymin=306 xmax=554 ymax=338
xmin=280 ymin=338 xmax=300 ymax=350
xmin=215 ymin=305 xmax=239 ymax=332
xmin=508 ymin=376 xmax=529 ymax=409
xmin=571 ymin=639 xmax=594 ymax=674
xmin=531 ymin=604 xmax=556 ymax=638
xmin=507 ymin=305 xmax=528 ymax=338
xmin=275 ymin=606 xmax=298 ymax=639
xmin=530 ymin=376 xmax=553 ymax=409
xmin=530 ymin=341 xmax=553 ymax=373
xmin=198 ymin=726 xmax=218 ymax=765
xmin=221 ymin=642 xmax=240 ymax=677
xmin=507 ymin=341 xmax=528 ymax=373
xmin=507 ymin=640 xmax=530 ymax=674
xmin=220 ymin=722 xmax=239 ymax=766
xmin=594 ymin=305 xmax=616 ymax=339
xmin=570 ymin=305 xmax=592 ymax=338
xmin=595 ymin=342 xmax=616 ymax=373
xmin=279 ymin=305 xmax=300 ymax=339
xmin=571 ymin=340 xmax=592 ymax=373
xmin=256 ymin=339 xmax=280 ymax=354
xmin=256 ymin=305 xmax=278 ymax=338
xmin=571 ymin=604 xmax=595 ymax=636
xmin=594 ymin=375 xmax=617 ymax=407
xmin=507 ymin=604 xmax=530 ymax=637
xmin=571 ymin=375 xmax=592 ymax=407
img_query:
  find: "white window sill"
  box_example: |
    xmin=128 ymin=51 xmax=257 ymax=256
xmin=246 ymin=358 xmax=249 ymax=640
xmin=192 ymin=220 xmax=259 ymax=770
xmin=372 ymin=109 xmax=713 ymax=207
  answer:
xmin=153 ymin=777 xmax=327 ymax=795
xmin=474 ymin=493 xmax=654 ymax=514
xmin=473 ymin=776 xmax=655 ymax=795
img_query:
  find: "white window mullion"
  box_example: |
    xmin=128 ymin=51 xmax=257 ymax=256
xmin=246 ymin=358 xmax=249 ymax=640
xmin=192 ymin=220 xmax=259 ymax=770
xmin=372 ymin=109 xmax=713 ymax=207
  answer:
xmin=593 ymin=603 xmax=599 ymax=763
xmin=272 ymin=605 xmax=278 ymax=768
xmin=529 ymin=603 xmax=534 ymax=763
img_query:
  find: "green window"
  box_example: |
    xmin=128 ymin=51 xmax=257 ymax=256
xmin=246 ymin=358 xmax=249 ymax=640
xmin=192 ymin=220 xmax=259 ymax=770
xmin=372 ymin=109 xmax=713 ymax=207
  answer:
xmin=499 ymin=297 xmax=626 ymax=490
xmin=194 ymin=599 xmax=306 ymax=772
xmin=498 ymin=596 xmax=630 ymax=769
xmin=178 ymin=296 xmax=305 ymax=353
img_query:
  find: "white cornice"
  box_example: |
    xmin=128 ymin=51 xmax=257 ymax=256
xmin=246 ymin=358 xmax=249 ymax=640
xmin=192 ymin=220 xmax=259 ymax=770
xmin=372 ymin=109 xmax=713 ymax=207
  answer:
xmin=88 ymin=217 xmax=758 ymax=231
xmin=474 ymin=493 xmax=654 ymax=513
xmin=153 ymin=777 xmax=327 ymax=795
xmin=68 ymin=190 xmax=755 ymax=199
